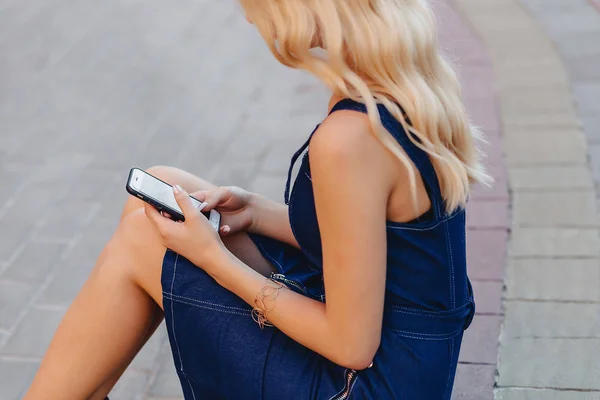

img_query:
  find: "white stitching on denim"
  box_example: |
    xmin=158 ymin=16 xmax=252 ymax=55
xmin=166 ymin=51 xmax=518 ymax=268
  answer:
xmin=445 ymin=339 xmax=455 ymax=400
xmin=385 ymin=210 xmax=460 ymax=231
xmin=163 ymin=292 xmax=250 ymax=313
xmin=253 ymin=238 xmax=286 ymax=275
xmin=164 ymin=296 xmax=250 ymax=317
xmin=287 ymin=150 xmax=323 ymax=272
xmin=186 ymin=377 xmax=197 ymax=400
xmin=162 ymin=294 xmax=251 ymax=317
xmin=391 ymin=327 xmax=463 ymax=337
xmin=163 ymin=294 xmax=251 ymax=316
xmin=170 ymin=254 xmax=184 ymax=373
xmin=444 ymin=219 xmax=456 ymax=308
xmin=390 ymin=307 xmax=447 ymax=315
xmin=389 ymin=308 xmax=458 ymax=318
xmin=392 ymin=332 xmax=458 ymax=341
xmin=391 ymin=328 xmax=463 ymax=341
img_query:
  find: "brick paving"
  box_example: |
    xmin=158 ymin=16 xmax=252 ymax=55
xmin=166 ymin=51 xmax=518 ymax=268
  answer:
xmin=0 ymin=2 xmax=328 ymax=398
xmin=3 ymin=0 xmax=597 ymax=399
xmin=436 ymin=1 xmax=508 ymax=399
xmin=456 ymin=0 xmax=600 ymax=399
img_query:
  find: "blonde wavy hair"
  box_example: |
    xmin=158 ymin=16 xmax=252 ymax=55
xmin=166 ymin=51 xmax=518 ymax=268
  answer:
xmin=239 ymin=0 xmax=490 ymax=213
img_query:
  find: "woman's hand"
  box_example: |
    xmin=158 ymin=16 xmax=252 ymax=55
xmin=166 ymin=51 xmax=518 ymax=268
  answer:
xmin=144 ymin=185 xmax=228 ymax=270
xmin=191 ymin=186 xmax=255 ymax=237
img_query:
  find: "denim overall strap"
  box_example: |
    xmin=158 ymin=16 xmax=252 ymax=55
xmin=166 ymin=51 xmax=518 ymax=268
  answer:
xmin=328 ymin=99 xmax=445 ymax=220
xmin=284 ymin=125 xmax=320 ymax=205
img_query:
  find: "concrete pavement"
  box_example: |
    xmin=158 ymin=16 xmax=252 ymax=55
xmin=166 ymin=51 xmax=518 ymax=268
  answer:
xmin=1 ymin=0 xmax=599 ymax=399
xmin=0 ymin=2 xmax=328 ymax=398
xmin=456 ymin=0 xmax=600 ymax=398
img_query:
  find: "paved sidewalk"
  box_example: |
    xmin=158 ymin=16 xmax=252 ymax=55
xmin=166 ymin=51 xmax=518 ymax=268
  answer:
xmin=4 ymin=0 xmax=597 ymax=399
xmin=0 ymin=2 xmax=328 ymax=398
xmin=456 ymin=0 xmax=600 ymax=398
xmin=437 ymin=1 xmax=508 ymax=399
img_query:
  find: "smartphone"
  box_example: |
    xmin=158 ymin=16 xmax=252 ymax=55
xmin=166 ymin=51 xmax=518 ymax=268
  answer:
xmin=126 ymin=168 xmax=221 ymax=230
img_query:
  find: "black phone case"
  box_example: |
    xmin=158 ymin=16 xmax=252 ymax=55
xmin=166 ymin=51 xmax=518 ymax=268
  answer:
xmin=126 ymin=167 xmax=187 ymax=222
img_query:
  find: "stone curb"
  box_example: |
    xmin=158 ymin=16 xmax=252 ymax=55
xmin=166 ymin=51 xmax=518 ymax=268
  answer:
xmin=440 ymin=1 xmax=510 ymax=399
xmin=454 ymin=0 xmax=600 ymax=398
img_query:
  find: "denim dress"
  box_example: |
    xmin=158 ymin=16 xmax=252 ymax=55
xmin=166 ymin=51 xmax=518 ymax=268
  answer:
xmin=161 ymin=99 xmax=475 ymax=399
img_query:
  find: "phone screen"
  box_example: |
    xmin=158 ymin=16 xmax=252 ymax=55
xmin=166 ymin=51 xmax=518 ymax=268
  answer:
xmin=135 ymin=171 xmax=203 ymax=214
xmin=128 ymin=168 xmax=220 ymax=229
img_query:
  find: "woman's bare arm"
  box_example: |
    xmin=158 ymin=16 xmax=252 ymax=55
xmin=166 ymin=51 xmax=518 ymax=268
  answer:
xmin=249 ymin=194 xmax=299 ymax=248
xmin=209 ymin=111 xmax=396 ymax=369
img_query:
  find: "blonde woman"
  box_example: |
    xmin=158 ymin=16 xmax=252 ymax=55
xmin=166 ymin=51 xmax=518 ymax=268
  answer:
xmin=26 ymin=1 xmax=487 ymax=399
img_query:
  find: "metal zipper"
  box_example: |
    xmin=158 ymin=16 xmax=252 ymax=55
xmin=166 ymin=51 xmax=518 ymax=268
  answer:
xmin=330 ymin=369 xmax=358 ymax=400
xmin=270 ymin=273 xmax=306 ymax=293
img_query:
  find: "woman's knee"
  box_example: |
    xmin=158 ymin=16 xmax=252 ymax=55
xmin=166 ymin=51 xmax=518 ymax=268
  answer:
xmin=146 ymin=165 xmax=216 ymax=192
xmin=108 ymin=208 xmax=166 ymax=306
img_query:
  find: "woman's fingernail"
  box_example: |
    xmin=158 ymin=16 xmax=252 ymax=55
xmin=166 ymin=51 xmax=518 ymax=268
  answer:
xmin=197 ymin=202 xmax=208 ymax=211
xmin=222 ymin=225 xmax=231 ymax=234
xmin=173 ymin=185 xmax=182 ymax=194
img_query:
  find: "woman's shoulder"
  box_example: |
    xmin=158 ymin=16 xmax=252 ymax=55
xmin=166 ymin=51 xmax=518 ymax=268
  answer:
xmin=308 ymin=107 xmax=405 ymax=193
xmin=309 ymin=107 xmax=376 ymax=163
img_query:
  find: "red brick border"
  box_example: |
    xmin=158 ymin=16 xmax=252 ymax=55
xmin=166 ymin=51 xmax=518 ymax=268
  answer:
xmin=438 ymin=1 xmax=509 ymax=399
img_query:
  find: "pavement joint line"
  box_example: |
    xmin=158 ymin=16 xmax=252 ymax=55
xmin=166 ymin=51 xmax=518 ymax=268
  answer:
xmin=510 ymin=256 xmax=600 ymax=260
xmin=0 ymin=355 xmax=42 ymax=363
xmin=143 ymin=343 xmax=170 ymax=396
xmin=198 ymin=116 xmax=250 ymax=183
xmin=472 ymin=196 xmax=511 ymax=201
xmin=121 ymin=367 xmax=153 ymax=376
xmin=0 ymin=242 xmax=27 ymax=275
xmin=0 ymin=279 xmax=32 ymax=287
xmin=515 ymin=224 xmax=600 ymax=229
xmin=505 ymin=298 xmax=600 ymax=305
xmin=145 ymin=397 xmax=186 ymax=400
xmin=471 ymin=278 xmax=504 ymax=283
xmin=26 ymin=236 xmax=74 ymax=245
xmin=459 ymin=361 xmax=498 ymax=366
xmin=496 ymin=386 xmax=600 ymax=393
xmin=144 ymin=358 xmax=162 ymax=396
xmin=511 ymin=188 xmax=595 ymax=193
xmin=506 ymin=162 xmax=590 ymax=168
xmin=0 ymin=234 xmax=82 ymax=348
xmin=33 ymin=304 xmax=68 ymax=312
xmin=466 ymin=227 xmax=511 ymax=232
xmin=30 ymin=201 xmax=104 ymax=243
xmin=0 ymin=154 xmax=89 ymax=233
xmin=508 ymin=336 xmax=600 ymax=340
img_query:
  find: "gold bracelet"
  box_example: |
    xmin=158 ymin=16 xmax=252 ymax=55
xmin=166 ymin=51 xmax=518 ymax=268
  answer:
xmin=252 ymin=279 xmax=286 ymax=329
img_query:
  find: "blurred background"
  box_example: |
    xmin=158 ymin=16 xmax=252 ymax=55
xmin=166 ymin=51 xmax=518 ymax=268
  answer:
xmin=0 ymin=0 xmax=599 ymax=399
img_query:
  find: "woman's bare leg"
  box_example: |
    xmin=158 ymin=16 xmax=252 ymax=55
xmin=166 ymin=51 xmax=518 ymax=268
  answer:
xmin=88 ymin=306 xmax=163 ymax=400
xmin=24 ymin=166 xmax=275 ymax=400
